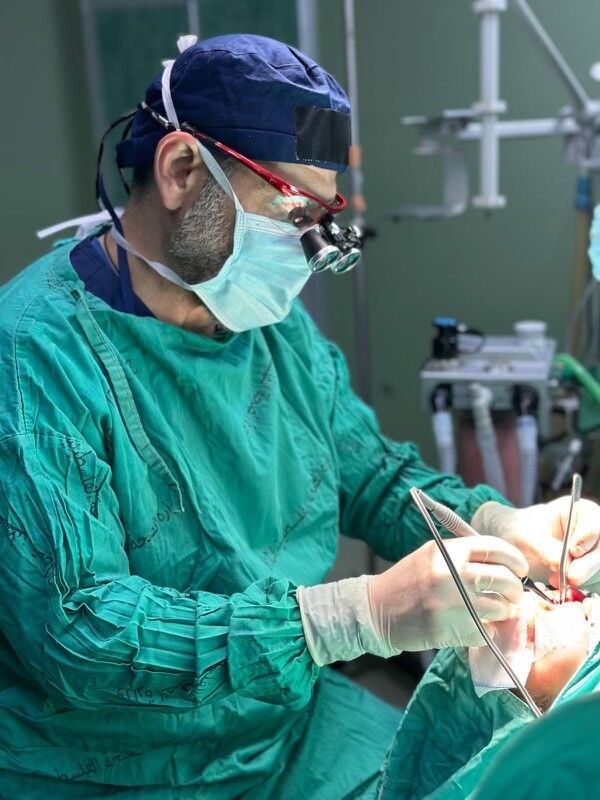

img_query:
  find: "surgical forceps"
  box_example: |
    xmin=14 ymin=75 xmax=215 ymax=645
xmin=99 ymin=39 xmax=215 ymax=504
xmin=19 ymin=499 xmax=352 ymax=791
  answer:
xmin=409 ymin=487 xmax=543 ymax=718
xmin=558 ymin=473 xmax=583 ymax=605
xmin=416 ymin=490 xmax=553 ymax=603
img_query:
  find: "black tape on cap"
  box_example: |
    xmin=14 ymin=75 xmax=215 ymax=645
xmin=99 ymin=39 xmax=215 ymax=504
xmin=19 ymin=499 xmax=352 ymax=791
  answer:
xmin=294 ymin=106 xmax=350 ymax=167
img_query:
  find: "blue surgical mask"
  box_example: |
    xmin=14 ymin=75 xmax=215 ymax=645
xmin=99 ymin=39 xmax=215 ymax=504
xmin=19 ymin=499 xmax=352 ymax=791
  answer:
xmin=589 ymin=204 xmax=600 ymax=282
xmin=112 ymin=141 xmax=313 ymax=332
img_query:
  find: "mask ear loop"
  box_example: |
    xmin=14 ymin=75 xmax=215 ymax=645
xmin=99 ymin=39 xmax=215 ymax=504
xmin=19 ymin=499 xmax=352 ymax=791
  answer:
xmin=193 ymin=140 xmax=237 ymax=203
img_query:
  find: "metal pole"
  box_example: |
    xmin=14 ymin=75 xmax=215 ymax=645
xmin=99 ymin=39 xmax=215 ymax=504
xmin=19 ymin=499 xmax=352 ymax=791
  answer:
xmin=295 ymin=0 xmax=331 ymax=335
xmin=511 ymin=0 xmax=590 ymax=111
xmin=459 ymin=116 xmax=580 ymax=142
xmin=185 ymin=0 xmax=200 ymax=36
xmin=473 ymin=0 xmax=507 ymax=210
xmin=295 ymin=0 xmax=318 ymax=58
xmin=343 ymin=0 xmax=372 ymax=404
xmin=343 ymin=0 xmax=361 ymax=194
xmin=80 ymin=0 xmax=107 ymax=145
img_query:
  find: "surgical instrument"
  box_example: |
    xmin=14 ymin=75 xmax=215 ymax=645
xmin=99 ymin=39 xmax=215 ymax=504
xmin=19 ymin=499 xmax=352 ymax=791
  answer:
xmin=417 ymin=489 xmax=554 ymax=604
xmin=559 ymin=473 xmax=583 ymax=604
xmin=410 ymin=487 xmax=543 ymax=718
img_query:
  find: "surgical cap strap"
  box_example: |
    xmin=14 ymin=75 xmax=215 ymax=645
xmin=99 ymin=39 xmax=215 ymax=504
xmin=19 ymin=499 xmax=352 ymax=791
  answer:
xmin=161 ymin=60 xmax=180 ymax=130
xmin=160 ymin=35 xmax=199 ymax=131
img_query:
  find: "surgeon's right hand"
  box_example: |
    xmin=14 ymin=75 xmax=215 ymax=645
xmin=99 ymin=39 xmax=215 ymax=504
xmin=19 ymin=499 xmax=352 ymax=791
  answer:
xmin=296 ymin=536 xmax=528 ymax=666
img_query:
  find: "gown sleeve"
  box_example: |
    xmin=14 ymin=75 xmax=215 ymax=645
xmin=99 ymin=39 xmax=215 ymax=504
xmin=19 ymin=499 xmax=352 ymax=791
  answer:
xmin=0 ymin=432 xmax=318 ymax=711
xmin=309 ymin=321 xmax=507 ymax=562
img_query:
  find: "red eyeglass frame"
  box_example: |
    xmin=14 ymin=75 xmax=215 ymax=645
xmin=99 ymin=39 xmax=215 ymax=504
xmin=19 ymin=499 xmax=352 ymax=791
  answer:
xmin=140 ymin=102 xmax=347 ymax=219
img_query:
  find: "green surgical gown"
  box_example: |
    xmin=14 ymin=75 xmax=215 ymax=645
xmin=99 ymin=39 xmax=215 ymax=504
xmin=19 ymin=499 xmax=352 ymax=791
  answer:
xmin=0 ymin=238 xmax=501 ymax=798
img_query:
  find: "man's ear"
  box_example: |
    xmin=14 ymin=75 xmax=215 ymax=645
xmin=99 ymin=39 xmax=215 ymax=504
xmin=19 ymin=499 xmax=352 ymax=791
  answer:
xmin=153 ymin=132 xmax=205 ymax=211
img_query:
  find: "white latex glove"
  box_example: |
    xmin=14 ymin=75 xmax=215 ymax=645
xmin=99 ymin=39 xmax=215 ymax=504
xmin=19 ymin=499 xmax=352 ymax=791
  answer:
xmin=471 ymin=498 xmax=600 ymax=589
xmin=297 ymin=536 xmax=528 ymax=666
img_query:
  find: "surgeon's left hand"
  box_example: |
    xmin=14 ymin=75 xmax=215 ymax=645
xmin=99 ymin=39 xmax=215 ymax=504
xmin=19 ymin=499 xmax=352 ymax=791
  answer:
xmin=471 ymin=497 xmax=600 ymax=590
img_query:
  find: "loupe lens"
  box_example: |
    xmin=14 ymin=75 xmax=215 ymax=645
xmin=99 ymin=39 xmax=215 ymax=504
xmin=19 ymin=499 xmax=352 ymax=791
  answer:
xmin=331 ymin=248 xmax=361 ymax=274
xmin=309 ymin=246 xmax=340 ymax=273
xmin=301 ymin=228 xmax=341 ymax=273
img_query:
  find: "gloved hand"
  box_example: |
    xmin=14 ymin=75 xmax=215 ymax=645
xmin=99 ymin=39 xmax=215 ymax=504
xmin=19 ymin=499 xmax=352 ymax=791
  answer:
xmin=471 ymin=498 xmax=600 ymax=590
xmin=296 ymin=536 xmax=528 ymax=666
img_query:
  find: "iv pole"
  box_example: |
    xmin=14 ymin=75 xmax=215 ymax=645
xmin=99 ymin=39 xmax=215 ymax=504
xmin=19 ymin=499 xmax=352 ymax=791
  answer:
xmin=343 ymin=0 xmax=372 ymax=404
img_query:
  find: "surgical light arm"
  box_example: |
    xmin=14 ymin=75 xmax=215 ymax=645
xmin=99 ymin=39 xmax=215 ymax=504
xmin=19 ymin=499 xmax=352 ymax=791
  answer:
xmin=391 ymin=113 xmax=472 ymax=220
xmin=393 ymin=0 xmax=600 ymax=219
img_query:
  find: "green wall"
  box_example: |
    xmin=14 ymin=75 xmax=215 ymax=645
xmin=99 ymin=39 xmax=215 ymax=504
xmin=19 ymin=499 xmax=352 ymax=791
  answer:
xmin=0 ymin=0 xmax=95 ymax=278
xmin=317 ymin=0 xmax=600 ymax=461
xmin=0 ymin=0 xmax=295 ymax=276
xmin=2 ymin=0 xmax=599 ymax=460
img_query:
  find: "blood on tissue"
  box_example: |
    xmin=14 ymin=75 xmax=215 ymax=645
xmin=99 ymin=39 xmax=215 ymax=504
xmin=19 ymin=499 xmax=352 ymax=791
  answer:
xmin=555 ymin=588 xmax=586 ymax=604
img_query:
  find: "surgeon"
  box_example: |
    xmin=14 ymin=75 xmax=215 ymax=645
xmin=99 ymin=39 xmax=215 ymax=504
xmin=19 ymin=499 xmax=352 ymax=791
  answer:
xmin=0 ymin=33 xmax=600 ymax=800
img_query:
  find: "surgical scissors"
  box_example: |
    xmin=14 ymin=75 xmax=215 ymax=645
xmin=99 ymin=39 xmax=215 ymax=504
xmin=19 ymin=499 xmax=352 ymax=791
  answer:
xmin=558 ymin=473 xmax=583 ymax=604
xmin=409 ymin=487 xmax=543 ymax=718
xmin=416 ymin=490 xmax=553 ymax=603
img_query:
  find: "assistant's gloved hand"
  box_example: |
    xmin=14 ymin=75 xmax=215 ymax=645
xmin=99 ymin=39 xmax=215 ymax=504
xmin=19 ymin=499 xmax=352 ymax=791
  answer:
xmin=296 ymin=536 xmax=528 ymax=666
xmin=471 ymin=497 xmax=600 ymax=590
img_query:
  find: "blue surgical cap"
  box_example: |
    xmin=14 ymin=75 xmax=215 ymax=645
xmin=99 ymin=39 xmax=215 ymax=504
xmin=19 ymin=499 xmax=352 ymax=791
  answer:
xmin=116 ymin=34 xmax=351 ymax=173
